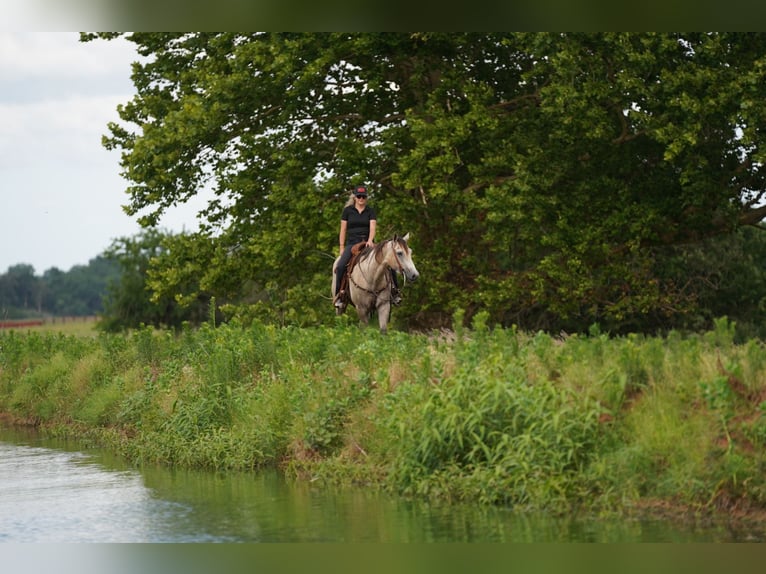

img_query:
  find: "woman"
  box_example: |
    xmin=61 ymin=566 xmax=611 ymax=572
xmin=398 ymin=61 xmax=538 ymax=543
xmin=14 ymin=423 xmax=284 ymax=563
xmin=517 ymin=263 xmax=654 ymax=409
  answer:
xmin=334 ymin=185 xmax=400 ymax=308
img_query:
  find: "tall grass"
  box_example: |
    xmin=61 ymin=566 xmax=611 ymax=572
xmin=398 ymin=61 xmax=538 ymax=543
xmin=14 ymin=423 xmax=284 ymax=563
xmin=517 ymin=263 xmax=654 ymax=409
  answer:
xmin=2 ymin=315 xmax=766 ymax=516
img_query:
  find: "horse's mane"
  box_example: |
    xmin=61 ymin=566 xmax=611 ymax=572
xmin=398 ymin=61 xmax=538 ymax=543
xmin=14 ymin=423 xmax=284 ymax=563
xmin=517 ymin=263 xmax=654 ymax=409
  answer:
xmin=363 ymin=236 xmax=407 ymax=265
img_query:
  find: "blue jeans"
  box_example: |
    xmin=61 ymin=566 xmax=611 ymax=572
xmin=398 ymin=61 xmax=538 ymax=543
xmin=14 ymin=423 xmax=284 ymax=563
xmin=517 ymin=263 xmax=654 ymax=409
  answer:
xmin=335 ymin=244 xmax=355 ymax=297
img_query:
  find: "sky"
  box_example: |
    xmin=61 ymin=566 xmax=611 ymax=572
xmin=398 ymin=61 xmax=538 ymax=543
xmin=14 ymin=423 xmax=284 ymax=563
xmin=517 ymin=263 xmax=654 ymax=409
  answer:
xmin=0 ymin=32 xmax=209 ymax=275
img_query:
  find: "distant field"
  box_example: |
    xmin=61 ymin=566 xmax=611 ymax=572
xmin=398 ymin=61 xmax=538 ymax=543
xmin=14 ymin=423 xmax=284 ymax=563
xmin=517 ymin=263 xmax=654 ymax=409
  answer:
xmin=0 ymin=316 xmax=99 ymax=337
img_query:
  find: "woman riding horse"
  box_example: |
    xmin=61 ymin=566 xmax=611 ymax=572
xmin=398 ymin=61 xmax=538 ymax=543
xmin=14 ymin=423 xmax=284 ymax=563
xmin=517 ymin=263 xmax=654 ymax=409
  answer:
xmin=333 ymin=234 xmax=419 ymax=333
xmin=333 ymin=185 xmax=400 ymax=309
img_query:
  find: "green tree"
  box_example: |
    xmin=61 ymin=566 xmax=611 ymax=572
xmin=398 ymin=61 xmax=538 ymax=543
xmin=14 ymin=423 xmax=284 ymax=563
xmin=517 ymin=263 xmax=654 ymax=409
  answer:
xmin=649 ymin=225 xmax=766 ymax=340
xmin=84 ymin=33 xmax=766 ymax=332
xmin=0 ymin=259 xmax=120 ymax=319
xmin=0 ymin=264 xmax=39 ymax=317
xmin=39 ymin=257 xmax=121 ymax=316
xmin=100 ymin=229 xmax=208 ymax=331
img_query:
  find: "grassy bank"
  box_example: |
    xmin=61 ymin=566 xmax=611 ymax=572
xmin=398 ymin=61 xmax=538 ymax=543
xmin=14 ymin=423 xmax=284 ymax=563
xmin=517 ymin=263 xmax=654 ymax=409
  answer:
xmin=2 ymin=314 xmax=766 ymax=517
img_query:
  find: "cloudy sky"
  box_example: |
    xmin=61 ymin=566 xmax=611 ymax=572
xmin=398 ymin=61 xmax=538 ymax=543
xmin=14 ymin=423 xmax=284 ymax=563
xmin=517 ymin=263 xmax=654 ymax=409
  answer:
xmin=0 ymin=32 xmax=207 ymax=275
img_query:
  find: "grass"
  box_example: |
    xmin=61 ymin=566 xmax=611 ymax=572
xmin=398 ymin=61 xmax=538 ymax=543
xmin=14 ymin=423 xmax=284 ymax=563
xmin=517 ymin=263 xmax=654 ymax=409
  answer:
xmin=2 ymin=314 xmax=766 ymax=520
xmin=0 ymin=316 xmax=99 ymax=337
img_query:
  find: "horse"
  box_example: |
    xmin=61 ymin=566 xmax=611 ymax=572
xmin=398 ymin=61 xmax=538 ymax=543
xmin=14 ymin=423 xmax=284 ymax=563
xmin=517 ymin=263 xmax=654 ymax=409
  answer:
xmin=332 ymin=233 xmax=420 ymax=333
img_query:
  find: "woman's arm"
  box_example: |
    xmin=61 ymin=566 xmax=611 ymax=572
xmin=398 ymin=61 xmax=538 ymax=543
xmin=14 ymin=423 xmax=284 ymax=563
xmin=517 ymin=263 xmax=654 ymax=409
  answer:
xmin=367 ymin=219 xmax=377 ymax=246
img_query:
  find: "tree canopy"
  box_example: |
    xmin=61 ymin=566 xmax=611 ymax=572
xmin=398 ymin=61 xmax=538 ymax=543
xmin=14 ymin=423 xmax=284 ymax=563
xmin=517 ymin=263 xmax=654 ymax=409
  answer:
xmin=83 ymin=32 xmax=766 ymax=333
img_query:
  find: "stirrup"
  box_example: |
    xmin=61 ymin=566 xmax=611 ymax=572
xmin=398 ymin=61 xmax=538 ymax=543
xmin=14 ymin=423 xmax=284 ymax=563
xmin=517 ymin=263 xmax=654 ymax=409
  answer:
xmin=391 ymin=288 xmax=402 ymax=306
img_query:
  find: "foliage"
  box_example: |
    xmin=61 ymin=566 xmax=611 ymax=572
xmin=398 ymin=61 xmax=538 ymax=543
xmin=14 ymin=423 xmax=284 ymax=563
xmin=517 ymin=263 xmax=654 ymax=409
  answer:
xmin=99 ymin=229 xmax=210 ymax=331
xmin=4 ymin=319 xmax=766 ymax=515
xmin=0 ymin=264 xmax=38 ymax=317
xmin=654 ymin=226 xmax=766 ymax=341
xmin=386 ymin=338 xmax=604 ymax=506
xmin=82 ymin=32 xmax=766 ymax=334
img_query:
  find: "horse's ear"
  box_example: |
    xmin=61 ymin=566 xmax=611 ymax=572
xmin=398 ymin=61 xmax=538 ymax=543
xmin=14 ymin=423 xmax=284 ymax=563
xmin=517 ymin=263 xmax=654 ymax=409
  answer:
xmin=403 ymin=232 xmax=410 ymax=242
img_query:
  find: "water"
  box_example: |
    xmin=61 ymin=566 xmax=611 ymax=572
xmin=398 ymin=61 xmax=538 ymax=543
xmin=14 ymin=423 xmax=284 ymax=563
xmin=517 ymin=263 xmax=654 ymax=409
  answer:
xmin=0 ymin=426 xmax=761 ymax=543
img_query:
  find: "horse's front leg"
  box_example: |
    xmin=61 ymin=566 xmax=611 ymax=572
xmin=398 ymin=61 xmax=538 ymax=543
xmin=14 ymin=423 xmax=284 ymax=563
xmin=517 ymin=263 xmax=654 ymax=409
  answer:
xmin=356 ymin=304 xmax=371 ymax=328
xmin=377 ymin=301 xmax=391 ymax=334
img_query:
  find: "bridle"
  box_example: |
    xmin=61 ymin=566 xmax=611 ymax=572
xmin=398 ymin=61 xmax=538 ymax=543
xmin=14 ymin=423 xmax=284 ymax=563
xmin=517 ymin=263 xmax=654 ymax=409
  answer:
xmin=390 ymin=239 xmax=406 ymax=275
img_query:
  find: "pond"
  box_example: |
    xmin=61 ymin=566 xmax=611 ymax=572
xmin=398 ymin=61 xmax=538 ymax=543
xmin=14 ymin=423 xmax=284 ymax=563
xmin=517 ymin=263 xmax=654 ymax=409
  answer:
xmin=0 ymin=426 xmax=761 ymax=543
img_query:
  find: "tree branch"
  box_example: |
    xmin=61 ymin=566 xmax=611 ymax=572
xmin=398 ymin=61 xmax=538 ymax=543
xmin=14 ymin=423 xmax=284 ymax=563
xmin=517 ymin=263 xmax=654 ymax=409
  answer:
xmin=490 ymin=92 xmax=541 ymax=112
xmin=738 ymin=203 xmax=766 ymax=227
xmin=462 ymin=175 xmax=516 ymax=194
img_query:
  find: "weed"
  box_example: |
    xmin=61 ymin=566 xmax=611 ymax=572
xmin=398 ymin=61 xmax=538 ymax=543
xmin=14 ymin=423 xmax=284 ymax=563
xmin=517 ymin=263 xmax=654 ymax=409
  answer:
xmin=3 ymin=317 xmax=766 ymax=516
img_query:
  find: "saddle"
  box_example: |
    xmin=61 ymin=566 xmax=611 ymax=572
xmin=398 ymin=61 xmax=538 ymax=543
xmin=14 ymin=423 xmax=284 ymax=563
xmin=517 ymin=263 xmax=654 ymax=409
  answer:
xmin=337 ymin=242 xmax=368 ymax=304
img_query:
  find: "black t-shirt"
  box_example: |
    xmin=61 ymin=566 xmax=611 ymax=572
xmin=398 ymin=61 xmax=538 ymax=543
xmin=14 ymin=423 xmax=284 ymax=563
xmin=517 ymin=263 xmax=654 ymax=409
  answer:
xmin=342 ymin=204 xmax=377 ymax=246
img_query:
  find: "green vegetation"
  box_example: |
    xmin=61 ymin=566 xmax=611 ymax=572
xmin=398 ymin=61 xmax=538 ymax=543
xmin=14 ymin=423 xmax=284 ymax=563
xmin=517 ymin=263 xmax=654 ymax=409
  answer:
xmin=11 ymin=34 xmax=766 ymax=339
xmin=3 ymin=315 xmax=766 ymax=518
xmin=99 ymin=229 xmax=210 ymax=331
xmin=0 ymin=258 xmax=119 ymax=319
xmin=77 ymin=33 xmax=766 ymax=336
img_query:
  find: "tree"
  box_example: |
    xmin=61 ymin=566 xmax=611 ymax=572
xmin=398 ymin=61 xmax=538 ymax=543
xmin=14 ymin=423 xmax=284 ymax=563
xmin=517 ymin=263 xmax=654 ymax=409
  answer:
xmin=0 ymin=258 xmax=119 ymax=319
xmin=39 ymin=258 xmax=121 ymax=316
xmin=0 ymin=264 xmax=39 ymax=317
xmin=99 ymin=229 xmax=208 ymax=331
xmin=84 ymin=33 xmax=766 ymax=332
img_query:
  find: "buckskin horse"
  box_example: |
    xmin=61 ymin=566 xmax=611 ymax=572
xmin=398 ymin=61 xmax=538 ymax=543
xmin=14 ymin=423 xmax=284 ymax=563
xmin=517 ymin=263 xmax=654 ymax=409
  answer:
xmin=332 ymin=234 xmax=420 ymax=333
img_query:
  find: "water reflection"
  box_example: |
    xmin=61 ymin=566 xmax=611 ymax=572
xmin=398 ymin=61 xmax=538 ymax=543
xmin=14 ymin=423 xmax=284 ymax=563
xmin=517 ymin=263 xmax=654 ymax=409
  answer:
xmin=141 ymin=465 xmax=517 ymax=542
xmin=139 ymin=465 xmax=763 ymax=542
xmin=0 ymin=426 xmax=762 ymax=543
xmin=0 ymin=441 xmax=209 ymax=542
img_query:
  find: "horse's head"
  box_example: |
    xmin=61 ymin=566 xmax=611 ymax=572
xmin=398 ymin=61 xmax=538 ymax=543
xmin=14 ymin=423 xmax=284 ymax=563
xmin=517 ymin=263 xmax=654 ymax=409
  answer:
xmin=390 ymin=233 xmax=420 ymax=282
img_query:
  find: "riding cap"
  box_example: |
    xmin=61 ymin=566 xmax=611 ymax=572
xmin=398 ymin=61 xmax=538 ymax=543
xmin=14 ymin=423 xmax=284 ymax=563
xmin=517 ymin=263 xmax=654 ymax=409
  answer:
xmin=354 ymin=185 xmax=368 ymax=197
